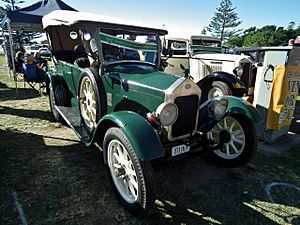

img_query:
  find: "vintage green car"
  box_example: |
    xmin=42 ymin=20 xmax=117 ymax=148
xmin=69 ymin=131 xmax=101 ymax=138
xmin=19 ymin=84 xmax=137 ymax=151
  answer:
xmin=43 ymin=10 xmax=261 ymax=213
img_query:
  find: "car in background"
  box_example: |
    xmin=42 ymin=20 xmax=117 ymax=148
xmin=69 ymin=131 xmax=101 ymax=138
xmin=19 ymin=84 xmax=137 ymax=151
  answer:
xmin=163 ymin=36 xmax=255 ymax=103
xmin=24 ymin=45 xmax=40 ymax=55
xmin=38 ymin=47 xmax=51 ymax=57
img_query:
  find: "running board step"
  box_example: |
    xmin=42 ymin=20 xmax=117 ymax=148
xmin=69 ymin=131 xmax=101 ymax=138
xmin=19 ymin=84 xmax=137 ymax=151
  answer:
xmin=55 ymin=106 xmax=91 ymax=143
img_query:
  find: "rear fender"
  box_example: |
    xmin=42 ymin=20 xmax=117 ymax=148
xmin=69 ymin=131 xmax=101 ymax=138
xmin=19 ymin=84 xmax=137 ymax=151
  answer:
xmin=90 ymin=111 xmax=165 ymax=161
xmin=198 ymin=96 xmax=261 ymax=133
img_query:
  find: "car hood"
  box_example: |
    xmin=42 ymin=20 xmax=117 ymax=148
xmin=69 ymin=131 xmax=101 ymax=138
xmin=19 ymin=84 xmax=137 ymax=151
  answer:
xmin=118 ymin=71 xmax=180 ymax=97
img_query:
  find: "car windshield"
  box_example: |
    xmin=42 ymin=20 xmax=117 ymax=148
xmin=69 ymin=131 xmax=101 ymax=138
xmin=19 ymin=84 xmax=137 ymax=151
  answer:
xmin=94 ymin=32 xmax=158 ymax=64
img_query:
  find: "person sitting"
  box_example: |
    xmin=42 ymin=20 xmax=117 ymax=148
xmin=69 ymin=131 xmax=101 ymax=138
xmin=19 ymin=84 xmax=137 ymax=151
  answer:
xmin=34 ymin=52 xmax=48 ymax=72
xmin=23 ymin=55 xmax=45 ymax=82
xmin=15 ymin=51 xmax=25 ymax=73
xmin=123 ymin=34 xmax=140 ymax=60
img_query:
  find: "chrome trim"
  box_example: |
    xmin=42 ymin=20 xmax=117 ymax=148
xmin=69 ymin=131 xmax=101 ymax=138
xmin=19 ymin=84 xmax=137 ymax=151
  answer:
xmin=163 ymin=78 xmax=202 ymax=141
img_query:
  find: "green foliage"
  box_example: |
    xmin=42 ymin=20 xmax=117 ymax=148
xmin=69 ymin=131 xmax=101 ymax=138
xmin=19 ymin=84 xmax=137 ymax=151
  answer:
xmin=201 ymin=28 xmax=207 ymax=35
xmin=227 ymin=23 xmax=300 ymax=47
xmin=207 ymin=0 xmax=242 ymax=42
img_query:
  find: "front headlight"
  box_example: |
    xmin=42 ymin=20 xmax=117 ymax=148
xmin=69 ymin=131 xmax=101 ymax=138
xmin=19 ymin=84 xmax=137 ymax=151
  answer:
xmin=233 ymin=66 xmax=243 ymax=77
xmin=211 ymin=98 xmax=228 ymax=117
xmin=156 ymin=102 xmax=178 ymax=126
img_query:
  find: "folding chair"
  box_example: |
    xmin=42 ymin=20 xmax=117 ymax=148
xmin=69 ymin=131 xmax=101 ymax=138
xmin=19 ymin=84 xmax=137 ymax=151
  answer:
xmin=22 ymin=63 xmax=46 ymax=94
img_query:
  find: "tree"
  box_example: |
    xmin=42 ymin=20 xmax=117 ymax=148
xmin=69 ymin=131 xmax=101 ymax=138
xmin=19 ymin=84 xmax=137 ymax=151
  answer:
xmin=207 ymin=0 xmax=242 ymax=42
xmin=287 ymin=21 xmax=296 ymax=30
xmin=201 ymin=28 xmax=207 ymax=35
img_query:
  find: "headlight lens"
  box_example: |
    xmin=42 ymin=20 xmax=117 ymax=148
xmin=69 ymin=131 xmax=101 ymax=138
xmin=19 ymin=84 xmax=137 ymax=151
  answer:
xmin=156 ymin=102 xmax=178 ymax=126
xmin=212 ymin=98 xmax=228 ymax=117
xmin=233 ymin=66 xmax=243 ymax=77
xmin=237 ymin=66 xmax=243 ymax=77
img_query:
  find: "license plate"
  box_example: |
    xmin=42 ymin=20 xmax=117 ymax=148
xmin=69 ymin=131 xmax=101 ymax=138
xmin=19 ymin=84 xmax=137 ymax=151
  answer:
xmin=171 ymin=144 xmax=190 ymax=157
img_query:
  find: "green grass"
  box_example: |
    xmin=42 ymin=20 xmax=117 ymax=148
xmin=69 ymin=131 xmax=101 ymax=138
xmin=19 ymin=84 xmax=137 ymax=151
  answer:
xmin=0 ymin=55 xmax=300 ymax=225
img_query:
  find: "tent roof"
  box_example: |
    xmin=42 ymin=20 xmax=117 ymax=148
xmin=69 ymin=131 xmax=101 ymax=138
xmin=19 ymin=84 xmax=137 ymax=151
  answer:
xmin=1 ymin=0 xmax=77 ymax=32
xmin=43 ymin=10 xmax=168 ymax=35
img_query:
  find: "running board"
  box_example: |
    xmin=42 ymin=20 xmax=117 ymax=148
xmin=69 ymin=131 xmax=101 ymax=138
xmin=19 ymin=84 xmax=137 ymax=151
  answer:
xmin=55 ymin=106 xmax=91 ymax=143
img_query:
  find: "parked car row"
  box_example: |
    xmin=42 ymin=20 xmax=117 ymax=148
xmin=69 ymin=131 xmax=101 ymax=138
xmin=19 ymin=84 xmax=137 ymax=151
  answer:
xmin=42 ymin=10 xmax=261 ymax=214
xmin=24 ymin=45 xmax=51 ymax=57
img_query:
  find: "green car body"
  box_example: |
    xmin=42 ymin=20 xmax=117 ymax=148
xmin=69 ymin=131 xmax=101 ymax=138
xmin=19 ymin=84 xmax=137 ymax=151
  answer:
xmin=43 ymin=10 xmax=261 ymax=213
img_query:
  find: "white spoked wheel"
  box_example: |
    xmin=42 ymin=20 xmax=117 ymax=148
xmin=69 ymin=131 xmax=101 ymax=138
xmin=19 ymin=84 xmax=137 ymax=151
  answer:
xmin=104 ymin=128 xmax=155 ymax=213
xmin=108 ymin=139 xmax=138 ymax=204
xmin=208 ymin=116 xmax=245 ymax=159
xmin=79 ymin=76 xmax=97 ymax=130
xmin=206 ymin=115 xmax=257 ymax=167
xmin=208 ymin=86 xmax=224 ymax=99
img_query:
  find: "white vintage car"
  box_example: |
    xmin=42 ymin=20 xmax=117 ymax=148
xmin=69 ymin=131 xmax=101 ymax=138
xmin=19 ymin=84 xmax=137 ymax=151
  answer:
xmin=163 ymin=36 xmax=256 ymax=103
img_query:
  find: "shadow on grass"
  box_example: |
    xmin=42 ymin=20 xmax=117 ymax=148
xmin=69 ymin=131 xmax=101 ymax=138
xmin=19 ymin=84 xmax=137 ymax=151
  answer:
xmin=1 ymin=128 xmax=298 ymax=225
xmin=0 ymin=81 xmax=8 ymax=88
xmin=0 ymin=86 xmax=41 ymax=101
xmin=0 ymin=105 xmax=52 ymax=122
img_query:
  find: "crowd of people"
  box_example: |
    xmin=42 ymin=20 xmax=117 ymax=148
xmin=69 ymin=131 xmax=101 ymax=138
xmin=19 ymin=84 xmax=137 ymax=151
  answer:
xmin=14 ymin=51 xmax=48 ymax=81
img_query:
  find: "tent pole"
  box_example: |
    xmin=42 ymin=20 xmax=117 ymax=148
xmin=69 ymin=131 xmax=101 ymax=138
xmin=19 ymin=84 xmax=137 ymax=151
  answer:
xmin=7 ymin=19 xmax=18 ymax=94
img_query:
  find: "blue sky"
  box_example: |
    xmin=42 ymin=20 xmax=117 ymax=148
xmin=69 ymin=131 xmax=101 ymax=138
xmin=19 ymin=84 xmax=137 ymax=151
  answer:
xmin=1 ymin=0 xmax=299 ymax=38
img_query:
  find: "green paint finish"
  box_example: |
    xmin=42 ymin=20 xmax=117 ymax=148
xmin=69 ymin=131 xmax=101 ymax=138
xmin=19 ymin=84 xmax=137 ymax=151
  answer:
xmin=226 ymin=96 xmax=262 ymax=122
xmin=102 ymin=70 xmax=179 ymax=113
xmin=95 ymin=111 xmax=165 ymax=160
xmin=120 ymin=71 xmax=179 ymax=91
xmin=59 ymin=61 xmax=84 ymax=97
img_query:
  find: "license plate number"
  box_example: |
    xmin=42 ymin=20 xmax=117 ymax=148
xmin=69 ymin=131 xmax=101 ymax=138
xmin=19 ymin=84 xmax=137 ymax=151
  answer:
xmin=171 ymin=144 xmax=190 ymax=157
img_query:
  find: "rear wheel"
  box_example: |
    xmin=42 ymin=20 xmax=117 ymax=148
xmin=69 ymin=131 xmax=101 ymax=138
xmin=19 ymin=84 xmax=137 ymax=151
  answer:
xmin=103 ymin=127 xmax=155 ymax=214
xmin=206 ymin=115 xmax=257 ymax=167
xmin=49 ymin=82 xmax=68 ymax=122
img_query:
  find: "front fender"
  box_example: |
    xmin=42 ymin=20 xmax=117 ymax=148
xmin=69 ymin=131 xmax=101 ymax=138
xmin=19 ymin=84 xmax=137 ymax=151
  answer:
xmin=90 ymin=111 xmax=165 ymax=161
xmin=197 ymin=71 xmax=246 ymax=97
xmin=226 ymin=96 xmax=262 ymax=122
xmin=198 ymin=96 xmax=262 ymax=133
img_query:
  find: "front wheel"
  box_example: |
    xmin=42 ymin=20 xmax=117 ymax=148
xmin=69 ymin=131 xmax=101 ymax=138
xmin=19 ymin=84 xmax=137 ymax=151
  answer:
xmin=206 ymin=115 xmax=257 ymax=167
xmin=103 ymin=128 xmax=155 ymax=214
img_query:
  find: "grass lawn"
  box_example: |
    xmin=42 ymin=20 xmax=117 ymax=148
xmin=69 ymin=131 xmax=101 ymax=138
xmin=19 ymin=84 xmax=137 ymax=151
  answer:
xmin=0 ymin=55 xmax=299 ymax=225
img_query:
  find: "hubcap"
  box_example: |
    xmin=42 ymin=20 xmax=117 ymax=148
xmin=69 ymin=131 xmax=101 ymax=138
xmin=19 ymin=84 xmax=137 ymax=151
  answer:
xmin=208 ymin=87 xmax=224 ymax=99
xmin=107 ymin=140 xmax=139 ymax=204
xmin=79 ymin=77 xmax=97 ymax=129
xmin=207 ymin=116 xmax=245 ymax=159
